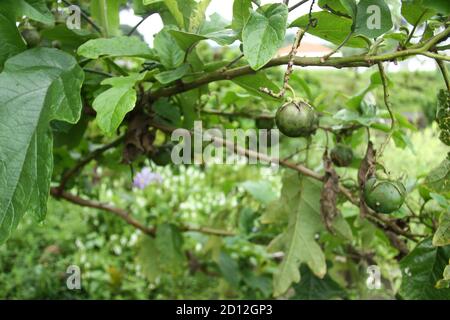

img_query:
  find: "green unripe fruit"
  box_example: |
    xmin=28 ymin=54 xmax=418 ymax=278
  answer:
xmin=436 ymin=89 xmax=450 ymax=131
xmin=275 ymin=101 xmax=318 ymax=138
xmin=364 ymin=178 xmax=406 ymax=214
xmin=255 ymin=117 xmax=274 ymax=130
xmin=21 ymin=28 xmax=41 ymax=48
xmin=330 ymin=144 xmax=354 ymax=167
xmin=440 ymin=130 xmax=450 ymax=146
xmin=151 ymin=146 xmax=172 ymax=166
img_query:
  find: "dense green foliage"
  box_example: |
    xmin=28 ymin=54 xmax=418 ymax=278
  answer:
xmin=0 ymin=0 xmax=449 ymax=300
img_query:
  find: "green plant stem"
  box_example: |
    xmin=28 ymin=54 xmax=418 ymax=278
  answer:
xmin=436 ymin=59 xmax=450 ymax=91
xmin=146 ymin=27 xmax=450 ymax=101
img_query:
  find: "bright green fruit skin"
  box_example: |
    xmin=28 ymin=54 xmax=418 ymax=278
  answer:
xmin=275 ymin=101 xmax=317 ymax=138
xmin=364 ymin=178 xmax=406 ymax=214
xmin=330 ymin=144 xmax=354 ymax=167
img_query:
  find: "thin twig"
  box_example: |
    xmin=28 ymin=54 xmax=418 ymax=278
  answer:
xmin=321 ymin=31 xmax=354 ymax=62
xmin=127 ymin=14 xmax=153 ymax=36
xmin=377 ymin=61 xmax=395 ymax=158
xmin=436 ymin=59 xmax=450 ymax=91
xmin=50 ymin=188 xmax=236 ymax=237
xmin=84 ymin=68 xmax=114 ymax=77
xmin=58 ymin=136 xmax=126 ymax=193
xmin=288 ymin=0 xmax=309 ymax=12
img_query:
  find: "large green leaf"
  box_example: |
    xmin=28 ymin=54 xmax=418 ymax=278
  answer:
xmin=155 ymin=64 xmax=189 ymax=84
xmin=155 ymin=223 xmax=186 ymax=273
xmin=136 ymin=235 xmax=162 ymax=283
xmin=77 ymin=36 xmax=155 ymax=59
xmin=399 ymin=238 xmax=450 ymax=299
xmin=93 ymin=73 xmax=145 ymax=134
xmin=290 ymin=11 xmax=368 ymax=48
xmin=218 ymin=251 xmax=242 ymax=287
xmin=0 ymin=10 xmax=26 ymax=69
xmin=354 ymin=0 xmax=393 ymax=38
xmin=91 ymin=0 xmax=123 ymax=36
xmin=231 ymin=0 xmax=253 ymax=35
xmin=1 ymin=0 xmax=54 ymax=25
xmin=154 ymin=29 xmax=185 ymax=69
xmin=267 ymin=172 xmax=327 ymax=297
xmin=242 ymin=3 xmax=288 ymax=70
xmin=163 ymin=0 xmax=186 ymax=29
xmin=401 ymin=0 xmax=436 ymax=26
xmin=291 ymin=265 xmax=348 ymax=300
xmin=0 ymin=48 xmax=84 ymax=243
xmin=421 ymin=157 xmax=450 ymax=199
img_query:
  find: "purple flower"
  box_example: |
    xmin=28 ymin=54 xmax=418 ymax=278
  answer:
xmin=133 ymin=168 xmax=163 ymax=190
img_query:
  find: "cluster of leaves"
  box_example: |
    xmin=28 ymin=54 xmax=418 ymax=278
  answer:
xmin=0 ymin=0 xmax=449 ymax=299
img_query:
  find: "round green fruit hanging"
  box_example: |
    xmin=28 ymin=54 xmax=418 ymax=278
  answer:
xmin=363 ymin=178 xmax=406 ymax=214
xmin=275 ymin=101 xmax=318 ymax=138
xmin=330 ymin=144 xmax=354 ymax=167
xmin=21 ymin=27 xmax=41 ymax=48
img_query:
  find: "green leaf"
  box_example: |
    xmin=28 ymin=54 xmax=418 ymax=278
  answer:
xmin=334 ymin=109 xmax=377 ymax=126
xmin=291 ymin=264 xmax=348 ymax=300
xmin=136 ymin=235 xmax=162 ymax=283
xmin=354 ymin=0 xmax=393 ymax=38
xmin=91 ymin=0 xmax=123 ymax=37
xmin=155 ymin=223 xmax=186 ymax=272
xmin=423 ymin=157 xmax=450 ymax=198
xmin=18 ymin=0 xmax=54 ymax=25
xmin=241 ymin=180 xmax=277 ymax=205
xmin=433 ymin=212 xmax=450 ymax=247
xmin=0 ymin=48 xmax=84 ymax=243
xmin=232 ymin=0 xmax=253 ymax=35
xmin=269 ymin=172 xmax=327 ymax=297
xmin=93 ymin=73 xmax=145 ymax=134
xmin=318 ymin=0 xmax=347 ymax=14
xmin=436 ymin=262 xmax=450 ymax=289
xmin=401 ymin=0 xmax=436 ymax=26
xmin=163 ymin=0 xmax=186 ymax=30
xmin=153 ymin=98 xmax=181 ymax=126
xmin=290 ymin=11 xmax=368 ymax=48
xmin=1 ymin=0 xmax=54 ymax=25
xmin=420 ymin=0 xmax=450 ymax=14
xmin=41 ymin=25 xmax=96 ymax=51
xmin=218 ymin=251 xmax=241 ymax=287
xmin=242 ymin=3 xmax=288 ymax=70
xmin=169 ymin=29 xmax=237 ymax=51
xmin=189 ymin=0 xmax=211 ymax=33
xmin=399 ymin=238 xmax=450 ymax=299
xmin=0 ymin=10 xmax=26 ymax=69
xmin=154 ymin=29 xmax=185 ymax=69
xmin=155 ymin=63 xmax=190 ymax=84
xmin=340 ymin=0 xmax=357 ymax=18
xmin=78 ymin=36 xmax=155 ymax=59
xmin=232 ymin=73 xmax=281 ymax=101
